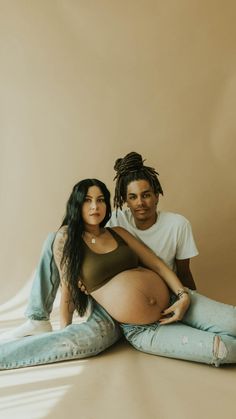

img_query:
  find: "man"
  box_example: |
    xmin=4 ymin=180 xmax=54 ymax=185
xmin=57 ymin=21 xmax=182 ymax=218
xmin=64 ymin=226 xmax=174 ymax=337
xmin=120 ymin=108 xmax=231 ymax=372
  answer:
xmin=0 ymin=152 xmax=198 ymax=369
xmin=110 ymin=151 xmax=197 ymax=290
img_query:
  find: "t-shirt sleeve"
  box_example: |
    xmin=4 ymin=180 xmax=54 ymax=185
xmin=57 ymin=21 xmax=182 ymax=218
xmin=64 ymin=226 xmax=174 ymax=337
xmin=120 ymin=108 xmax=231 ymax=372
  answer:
xmin=176 ymin=219 xmax=199 ymax=260
xmin=106 ymin=210 xmax=123 ymax=227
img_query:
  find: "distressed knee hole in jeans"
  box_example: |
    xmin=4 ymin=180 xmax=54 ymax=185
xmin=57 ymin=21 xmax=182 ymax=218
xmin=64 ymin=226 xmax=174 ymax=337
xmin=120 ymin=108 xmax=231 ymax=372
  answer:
xmin=181 ymin=336 xmax=188 ymax=344
xmin=213 ymin=336 xmax=227 ymax=364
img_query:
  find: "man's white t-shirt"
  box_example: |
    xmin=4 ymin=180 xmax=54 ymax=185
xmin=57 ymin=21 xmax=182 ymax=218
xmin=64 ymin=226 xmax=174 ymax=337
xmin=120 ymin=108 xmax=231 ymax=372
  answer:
xmin=106 ymin=209 xmax=198 ymax=272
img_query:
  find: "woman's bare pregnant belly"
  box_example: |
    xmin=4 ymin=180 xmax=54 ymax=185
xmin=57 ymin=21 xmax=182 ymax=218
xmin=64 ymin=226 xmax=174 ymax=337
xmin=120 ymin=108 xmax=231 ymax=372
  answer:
xmin=91 ymin=267 xmax=170 ymax=324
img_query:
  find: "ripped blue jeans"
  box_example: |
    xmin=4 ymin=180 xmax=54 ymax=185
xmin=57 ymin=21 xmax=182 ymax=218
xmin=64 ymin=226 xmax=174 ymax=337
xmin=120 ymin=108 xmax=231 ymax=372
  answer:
xmin=121 ymin=290 xmax=236 ymax=366
xmin=0 ymin=233 xmax=121 ymax=370
xmin=0 ymin=301 xmax=120 ymax=369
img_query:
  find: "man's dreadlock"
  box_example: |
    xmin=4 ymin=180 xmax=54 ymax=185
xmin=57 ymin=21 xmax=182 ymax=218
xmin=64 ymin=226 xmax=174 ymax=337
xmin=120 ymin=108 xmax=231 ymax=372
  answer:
xmin=113 ymin=151 xmax=163 ymax=210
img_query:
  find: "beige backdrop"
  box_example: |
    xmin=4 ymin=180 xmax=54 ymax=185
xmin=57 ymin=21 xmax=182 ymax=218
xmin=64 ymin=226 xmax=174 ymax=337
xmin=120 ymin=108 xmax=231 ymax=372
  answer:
xmin=0 ymin=0 xmax=236 ymax=306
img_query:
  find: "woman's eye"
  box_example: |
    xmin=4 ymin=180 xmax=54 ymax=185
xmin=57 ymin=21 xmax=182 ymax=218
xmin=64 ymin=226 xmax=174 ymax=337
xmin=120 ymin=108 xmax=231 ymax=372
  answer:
xmin=84 ymin=198 xmax=91 ymax=202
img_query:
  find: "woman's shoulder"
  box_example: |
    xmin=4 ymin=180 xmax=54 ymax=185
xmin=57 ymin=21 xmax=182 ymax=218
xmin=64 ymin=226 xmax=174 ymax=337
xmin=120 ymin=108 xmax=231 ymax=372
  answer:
xmin=108 ymin=226 xmax=128 ymax=236
xmin=108 ymin=226 xmax=136 ymax=243
xmin=106 ymin=226 xmax=128 ymax=242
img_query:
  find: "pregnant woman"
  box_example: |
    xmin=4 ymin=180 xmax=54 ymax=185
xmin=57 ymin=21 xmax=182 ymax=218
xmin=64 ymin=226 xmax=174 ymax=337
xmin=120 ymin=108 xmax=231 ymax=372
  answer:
xmin=54 ymin=178 xmax=189 ymax=329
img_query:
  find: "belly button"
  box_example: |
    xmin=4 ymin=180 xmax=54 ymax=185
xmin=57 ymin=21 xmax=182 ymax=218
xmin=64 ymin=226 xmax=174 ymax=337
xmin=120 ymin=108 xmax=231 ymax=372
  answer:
xmin=149 ymin=298 xmax=157 ymax=306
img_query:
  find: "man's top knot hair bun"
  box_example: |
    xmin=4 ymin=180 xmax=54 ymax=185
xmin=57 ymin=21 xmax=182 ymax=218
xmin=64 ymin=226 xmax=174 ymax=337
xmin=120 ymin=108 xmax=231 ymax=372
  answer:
xmin=113 ymin=158 xmax=123 ymax=172
xmin=114 ymin=152 xmax=144 ymax=176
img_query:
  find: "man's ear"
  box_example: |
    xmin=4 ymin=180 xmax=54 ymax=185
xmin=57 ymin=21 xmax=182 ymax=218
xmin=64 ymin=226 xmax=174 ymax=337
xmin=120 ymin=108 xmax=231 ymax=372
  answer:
xmin=125 ymin=197 xmax=129 ymax=208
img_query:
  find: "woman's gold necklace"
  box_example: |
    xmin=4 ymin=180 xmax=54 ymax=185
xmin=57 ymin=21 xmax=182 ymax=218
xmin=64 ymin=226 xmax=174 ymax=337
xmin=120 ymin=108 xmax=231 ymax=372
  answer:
xmin=84 ymin=230 xmax=104 ymax=244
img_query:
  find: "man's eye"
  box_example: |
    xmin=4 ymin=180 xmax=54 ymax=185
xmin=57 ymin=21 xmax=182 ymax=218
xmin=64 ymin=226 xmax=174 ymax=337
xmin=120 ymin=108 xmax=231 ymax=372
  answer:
xmin=129 ymin=196 xmax=136 ymax=200
xmin=143 ymin=193 xmax=150 ymax=198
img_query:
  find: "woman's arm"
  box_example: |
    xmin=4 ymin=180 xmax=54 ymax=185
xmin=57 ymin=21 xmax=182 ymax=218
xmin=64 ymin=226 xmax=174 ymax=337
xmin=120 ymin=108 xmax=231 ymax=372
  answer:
xmin=60 ymin=281 xmax=75 ymax=328
xmin=53 ymin=227 xmax=75 ymax=328
xmin=112 ymin=226 xmax=190 ymax=324
xmin=175 ymin=258 xmax=196 ymax=290
xmin=112 ymin=227 xmax=186 ymax=293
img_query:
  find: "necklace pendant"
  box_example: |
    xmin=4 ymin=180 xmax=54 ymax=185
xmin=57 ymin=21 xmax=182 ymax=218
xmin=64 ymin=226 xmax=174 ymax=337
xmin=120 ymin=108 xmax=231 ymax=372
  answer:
xmin=91 ymin=238 xmax=96 ymax=244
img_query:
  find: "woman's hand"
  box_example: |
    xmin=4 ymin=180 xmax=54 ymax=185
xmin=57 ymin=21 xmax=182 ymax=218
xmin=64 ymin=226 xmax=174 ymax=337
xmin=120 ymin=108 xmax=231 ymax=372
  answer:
xmin=159 ymin=294 xmax=190 ymax=325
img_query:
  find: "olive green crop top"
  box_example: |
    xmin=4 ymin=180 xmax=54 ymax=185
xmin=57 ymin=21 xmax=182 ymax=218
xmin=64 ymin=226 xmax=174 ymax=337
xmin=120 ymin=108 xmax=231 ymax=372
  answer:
xmin=79 ymin=228 xmax=139 ymax=293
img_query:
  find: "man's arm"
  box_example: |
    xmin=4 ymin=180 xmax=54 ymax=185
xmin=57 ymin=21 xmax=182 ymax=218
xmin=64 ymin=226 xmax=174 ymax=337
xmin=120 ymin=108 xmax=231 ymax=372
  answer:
xmin=175 ymin=258 xmax=196 ymax=290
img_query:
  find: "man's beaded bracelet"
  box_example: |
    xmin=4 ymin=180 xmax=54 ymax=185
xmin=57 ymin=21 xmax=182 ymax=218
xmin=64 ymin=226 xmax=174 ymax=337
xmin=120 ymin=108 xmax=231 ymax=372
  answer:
xmin=177 ymin=289 xmax=189 ymax=299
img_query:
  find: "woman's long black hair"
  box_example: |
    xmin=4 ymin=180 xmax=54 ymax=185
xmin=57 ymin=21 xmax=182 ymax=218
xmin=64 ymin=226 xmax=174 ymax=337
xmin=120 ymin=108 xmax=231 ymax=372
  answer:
xmin=59 ymin=178 xmax=111 ymax=316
